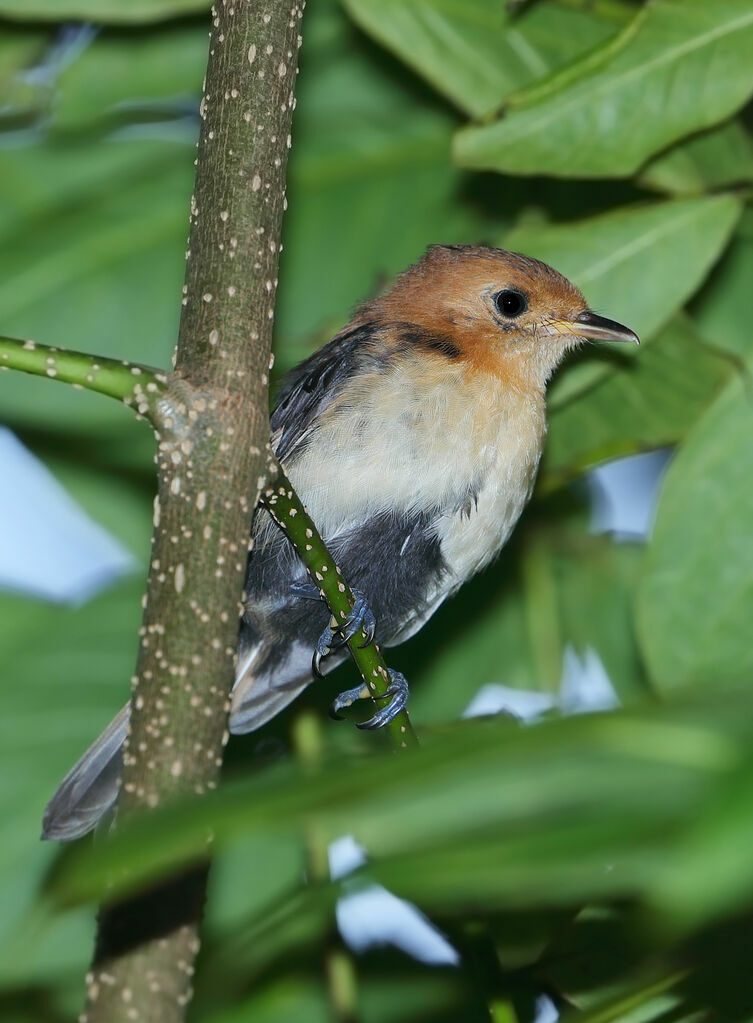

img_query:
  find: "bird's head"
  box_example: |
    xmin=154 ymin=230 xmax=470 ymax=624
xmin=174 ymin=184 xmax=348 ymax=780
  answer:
xmin=368 ymin=244 xmax=639 ymax=390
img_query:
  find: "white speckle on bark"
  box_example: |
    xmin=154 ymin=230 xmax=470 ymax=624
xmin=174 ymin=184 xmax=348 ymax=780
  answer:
xmin=252 ymin=174 xmax=262 ymax=191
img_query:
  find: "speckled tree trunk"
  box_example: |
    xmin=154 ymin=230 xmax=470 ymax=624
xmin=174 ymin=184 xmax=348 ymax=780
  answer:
xmin=83 ymin=3 xmax=305 ymax=1021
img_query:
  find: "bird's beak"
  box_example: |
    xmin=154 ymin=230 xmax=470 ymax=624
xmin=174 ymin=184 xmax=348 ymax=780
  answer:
xmin=548 ymin=310 xmax=640 ymax=345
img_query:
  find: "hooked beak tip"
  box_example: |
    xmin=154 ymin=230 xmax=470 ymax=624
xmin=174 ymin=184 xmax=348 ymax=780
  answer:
xmin=575 ymin=309 xmax=640 ymax=346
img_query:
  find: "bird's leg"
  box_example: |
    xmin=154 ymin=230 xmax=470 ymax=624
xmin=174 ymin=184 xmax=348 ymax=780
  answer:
xmin=330 ymin=670 xmax=410 ymax=730
xmin=310 ymin=588 xmax=377 ymax=677
xmin=291 ymin=580 xmax=406 ymax=730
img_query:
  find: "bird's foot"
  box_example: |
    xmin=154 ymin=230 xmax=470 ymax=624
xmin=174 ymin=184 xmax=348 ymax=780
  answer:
xmin=312 ymin=589 xmax=376 ymax=677
xmin=329 ymin=682 xmax=371 ymax=718
xmin=330 ymin=670 xmax=410 ymax=730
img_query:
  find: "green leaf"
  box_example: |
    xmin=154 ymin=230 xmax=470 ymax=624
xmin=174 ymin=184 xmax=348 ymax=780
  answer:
xmin=638 ymin=119 xmax=753 ymax=196
xmin=405 ymin=543 xmax=536 ymax=726
xmin=553 ymin=535 xmax=646 ymax=704
xmin=454 ymin=0 xmax=753 ymax=179
xmin=340 ymin=0 xmax=619 ymax=118
xmin=650 ymin=753 xmax=753 ymax=933
xmin=53 ymin=23 xmax=208 ymax=129
xmin=0 ymin=0 xmax=210 ymax=23
xmin=50 ymin=687 xmax=753 ymax=908
xmin=506 ymin=195 xmax=741 ymax=406
xmin=637 ymin=375 xmax=753 ymax=691
xmin=0 ymin=26 xmax=49 ymax=116
xmin=692 ymin=218 xmax=753 ymax=358
xmin=40 ymin=444 xmax=155 ymax=560
xmin=0 ymin=579 xmax=142 ymax=985
xmin=0 ymin=138 xmax=192 ymax=432
xmin=544 ymin=317 xmax=732 ymax=483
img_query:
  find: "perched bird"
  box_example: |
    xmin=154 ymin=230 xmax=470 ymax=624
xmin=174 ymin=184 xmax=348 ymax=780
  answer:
xmin=43 ymin=244 xmax=638 ymax=841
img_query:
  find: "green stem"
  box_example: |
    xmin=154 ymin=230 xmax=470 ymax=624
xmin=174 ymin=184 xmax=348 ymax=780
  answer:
xmin=0 ymin=334 xmax=166 ymax=417
xmin=263 ymin=464 xmax=419 ymax=751
xmin=292 ymin=711 xmax=360 ymax=1023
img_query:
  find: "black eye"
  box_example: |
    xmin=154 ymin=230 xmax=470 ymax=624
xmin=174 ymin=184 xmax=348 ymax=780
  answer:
xmin=494 ymin=289 xmax=528 ymax=318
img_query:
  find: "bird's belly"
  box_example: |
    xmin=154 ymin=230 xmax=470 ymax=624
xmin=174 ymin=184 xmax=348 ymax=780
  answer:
xmin=437 ymin=445 xmax=541 ymax=585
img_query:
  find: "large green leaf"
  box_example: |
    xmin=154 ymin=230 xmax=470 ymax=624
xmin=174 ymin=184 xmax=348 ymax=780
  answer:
xmin=505 ymin=195 xmax=741 ymax=406
xmin=50 ymin=686 xmax=753 ymax=913
xmin=639 ymin=119 xmax=753 ymax=196
xmin=454 ymin=0 xmax=753 ymax=179
xmin=0 ymin=25 xmax=49 ymax=118
xmin=340 ymin=0 xmax=619 ymax=118
xmin=692 ymin=217 xmax=753 ymax=358
xmin=0 ymin=0 xmax=209 ymax=23
xmin=0 ymin=139 xmax=192 ymax=432
xmin=544 ymin=317 xmax=732 ymax=483
xmin=0 ymin=579 xmax=142 ymax=985
xmin=637 ymin=375 xmax=753 ymax=690
xmin=53 ymin=23 xmax=208 ymax=129
xmin=652 ymin=753 xmax=753 ymax=933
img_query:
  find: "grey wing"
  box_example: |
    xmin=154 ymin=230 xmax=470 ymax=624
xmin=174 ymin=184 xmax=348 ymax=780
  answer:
xmin=42 ymin=704 xmax=128 ymax=841
xmin=229 ymin=516 xmax=334 ymax=733
xmin=230 ymin=321 xmax=382 ymax=732
xmin=231 ymin=322 xmax=452 ymax=732
xmin=271 ymin=321 xmax=375 ymax=461
xmin=229 ymin=508 xmax=449 ymax=733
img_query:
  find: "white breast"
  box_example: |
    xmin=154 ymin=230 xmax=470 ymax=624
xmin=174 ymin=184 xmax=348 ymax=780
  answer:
xmin=287 ymin=356 xmax=545 ymax=589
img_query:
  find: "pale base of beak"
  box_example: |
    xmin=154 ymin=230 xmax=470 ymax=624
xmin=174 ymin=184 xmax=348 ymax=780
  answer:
xmin=546 ymin=314 xmax=640 ymax=346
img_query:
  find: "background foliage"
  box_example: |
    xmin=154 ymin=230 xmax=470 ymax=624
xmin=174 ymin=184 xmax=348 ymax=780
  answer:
xmin=1 ymin=0 xmax=753 ymax=1020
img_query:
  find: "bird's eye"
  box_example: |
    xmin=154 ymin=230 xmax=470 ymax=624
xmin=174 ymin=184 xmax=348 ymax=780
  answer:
xmin=494 ymin=289 xmax=528 ymax=318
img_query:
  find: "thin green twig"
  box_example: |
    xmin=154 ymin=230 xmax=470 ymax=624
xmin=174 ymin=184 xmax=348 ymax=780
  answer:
xmin=0 ymin=334 xmax=166 ymax=418
xmin=263 ymin=464 xmax=419 ymax=750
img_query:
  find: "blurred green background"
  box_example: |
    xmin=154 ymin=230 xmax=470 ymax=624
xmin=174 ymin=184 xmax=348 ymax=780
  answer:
xmin=2 ymin=0 xmax=753 ymax=1020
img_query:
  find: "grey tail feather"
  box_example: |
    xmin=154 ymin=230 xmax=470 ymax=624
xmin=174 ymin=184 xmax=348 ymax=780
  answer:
xmin=43 ymin=650 xmax=324 ymax=841
xmin=41 ymin=704 xmax=129 ymax=842
xmin=228 ymin=680 xmax=310 ymax=735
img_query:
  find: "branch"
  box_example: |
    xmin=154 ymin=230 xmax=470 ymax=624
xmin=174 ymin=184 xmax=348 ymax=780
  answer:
xmin=83 ymin=3 xmax=306 ymax=1021
xmin=264 ymin=464 xmax=418 ymax=750
xmin=0 ymin=334 xmax=166 ymax=419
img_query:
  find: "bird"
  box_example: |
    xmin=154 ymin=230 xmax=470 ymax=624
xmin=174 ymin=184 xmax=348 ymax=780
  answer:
xmin=42 ymin=244 xmax=638 ymax=841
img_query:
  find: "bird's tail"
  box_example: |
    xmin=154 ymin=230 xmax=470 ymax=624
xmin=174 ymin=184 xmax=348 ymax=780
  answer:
xmin=42 ymin=704 xmax=129 ymax=841
xmin=41 ymin=645 xmax=315 ymax=841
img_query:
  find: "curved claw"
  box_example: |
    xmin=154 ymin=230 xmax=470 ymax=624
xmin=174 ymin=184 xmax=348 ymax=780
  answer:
xmin=332 ymin=591 xmax=377 ymax=649
xmin=312 ymin=625 xmax=336 ymax=678
xmin=329 ymin=682 xmax=370 ymax=720
xmin=311 ymin=590 xmax=377 ymax=676
xmin=357 ymin=670 xmax=409 ymax=731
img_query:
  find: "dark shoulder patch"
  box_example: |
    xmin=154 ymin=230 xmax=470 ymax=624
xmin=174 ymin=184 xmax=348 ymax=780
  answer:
xmin=271 ymin=321 xmax=382 ymax=463
xmin=395 ymin=324 xmax=461 ymax=360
